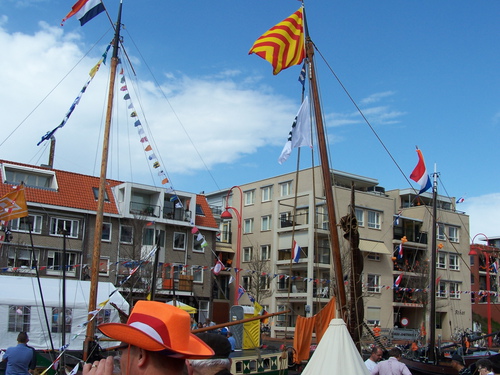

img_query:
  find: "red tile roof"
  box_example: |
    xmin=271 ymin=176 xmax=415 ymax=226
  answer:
xmin=0 ymin=160 xmax=122 ymax=214
xmin=195 ymin=194 xmax=217 ymax=229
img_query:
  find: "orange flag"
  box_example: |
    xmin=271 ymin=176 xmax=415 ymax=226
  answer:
xmin=0 ymin=184 xmax=28 ymax=221
xmin=249 ymin=7 xmax=305 ymax=75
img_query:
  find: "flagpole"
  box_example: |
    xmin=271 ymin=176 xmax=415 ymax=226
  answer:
xmin=83 ymin=0 xmax=123 ymax=362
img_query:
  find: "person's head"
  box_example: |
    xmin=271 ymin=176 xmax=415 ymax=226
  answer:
xmin=369 ymin=346 xmax=383 ymax=362
xmin=388 ymin=347 xmax=402 ymax=360
xmin=98 ymin=301 xmax=214 ymax=375
xmin=450 ymin=354 xmax=465 ymax=370
xmin=227 ymin=332 xmax=233 ymax=338
xmin=187 ymin=333 xmax=232 ymax=375
xmin=476 ymin=359 xmax=493 ymax=374
xmin=17 ymin=332 xmax=28 ymax=344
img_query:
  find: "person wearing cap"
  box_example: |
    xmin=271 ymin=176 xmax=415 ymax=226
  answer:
xmin=450 ymin=354 xmax=470 ymax=375
xmin=187 ymin=333 xmax=232 ymax=375
xmin=83 ymin=301 xmax=215 ymax=375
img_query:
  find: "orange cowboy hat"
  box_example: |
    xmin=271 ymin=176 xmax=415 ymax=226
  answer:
xmin=98 ymin=301 xmax=214 ymax=359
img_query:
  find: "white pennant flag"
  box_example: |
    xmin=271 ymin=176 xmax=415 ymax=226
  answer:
xmin=278 ymin=96 xmax=312 ymax=164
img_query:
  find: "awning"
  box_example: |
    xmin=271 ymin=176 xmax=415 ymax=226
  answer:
xmin=216 ymin=247 xmax=235 ymax=253
xmin=359 ymin=240 xmax=391 ymax=255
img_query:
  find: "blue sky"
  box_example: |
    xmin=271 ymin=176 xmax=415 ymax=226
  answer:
xmin=0 ymin=0 xmax=499 ymax=239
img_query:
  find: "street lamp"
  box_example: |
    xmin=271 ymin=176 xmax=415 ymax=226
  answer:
xmin=220 ymin=186 xmax=243 ymax=305
xmin=469 ymin=233 xmax=495 ymax=347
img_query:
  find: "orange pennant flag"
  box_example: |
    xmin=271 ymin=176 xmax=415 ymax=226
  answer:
xmin=0 ymin=184 xmax=28 ymax=221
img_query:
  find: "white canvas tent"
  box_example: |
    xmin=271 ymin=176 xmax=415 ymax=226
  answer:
xmin=0 ymin=275 xmax=129 ymax=351
xmin=301 ymin=319 xmax=370 ymax=375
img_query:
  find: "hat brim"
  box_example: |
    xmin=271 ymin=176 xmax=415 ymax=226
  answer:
xmin=98 ymin=323 xmax=214 ymax=359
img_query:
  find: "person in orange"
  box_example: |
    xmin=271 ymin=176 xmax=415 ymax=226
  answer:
xmin=411 ymin=340 xmax=419 ymax=358
xmin=373 ymin=324 xmax=381 ymax=337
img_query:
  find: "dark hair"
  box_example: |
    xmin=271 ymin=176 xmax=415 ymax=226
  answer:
xmin=371 ymin=346 xmax=381 ymax=354
xmin=17 ymin=332 xmax=29 ymax=343
xmin=476 ymin=358 xmax=493 ymax=371
xmin=388 ymin=347 xmax=402 ymax=358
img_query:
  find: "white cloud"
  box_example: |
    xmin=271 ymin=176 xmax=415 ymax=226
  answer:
xmin=360 ymin=91 xmax=395 ymax=105
xmin=0 ymin=23 xmax=297 ymax=183
xmin=461 ymin=193 xmax=500 ymax=240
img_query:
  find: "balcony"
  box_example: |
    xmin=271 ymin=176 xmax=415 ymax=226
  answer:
xmin=161 ymin=275 xmax=193 ymax=292
xmin=130 ymin=201 xmax=160 ymax=217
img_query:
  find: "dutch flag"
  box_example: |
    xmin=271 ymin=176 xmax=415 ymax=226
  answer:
xmin=394 ymin=274 xmax=403 ymax=288
xmin=410 ymin=148 xmax=432 ymax=194
xmin=292 ymin=240 xmax=301 ymax=263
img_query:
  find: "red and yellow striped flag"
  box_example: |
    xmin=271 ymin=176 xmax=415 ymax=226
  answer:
xmin=0 ymin=184 xmax=28 ymax=222
xmin=249 ymin=7 xmax=305 ymax=75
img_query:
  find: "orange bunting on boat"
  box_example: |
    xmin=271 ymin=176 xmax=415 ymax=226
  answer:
xmin=161 ymin=178 xmax=169 ymax=184
xmin=144 ymin=145 xmax=152 ymax=152
xmin=248 ymin=7 xmax=305 ymax=75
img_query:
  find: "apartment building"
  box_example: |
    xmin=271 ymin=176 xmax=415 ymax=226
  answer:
xmin=0 ymin=160 xmax=219 ymax=322
xmin=208 ymin=166 xmax=472 ymax=340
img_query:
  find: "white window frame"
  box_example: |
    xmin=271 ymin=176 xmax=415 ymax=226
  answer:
xmin=192 ymin=266 xmax=204 ymax=283
xmin=244 ymin=190 xmax=255 ymax=206
xmin=437 ymin=223 xmax=446 ymax=240
xmin=173 ymin=232 xmax=186 ymax=251
xmin=448 ymin=226 xmax=459 ymax=243
xmin=261 ymin=186 xmax=273 ymax=202
xmin=355 ymin=208 xmax=364 ymax=227
xmin=7 ymin=248 xmax=39 ymax=271
xmin=243 ymin=247 xmax=253 ymax=262
xmin=437 ymin=252 xmax=447 ymax=269
xmin=99 ymin=257 xmax=110 ymax=276
xmin=366 ymin=306 xmax=381 ymax=326
xmin=193 ymin=233 xmax=205 ymax=253
xmin=277 ymin=305 xmax=287 ymax=322
xmin=242 ymin=275 xmax=251 ymax=291
xmin=101 ymin=222 xmax=112 ymax=242
xmin=280 ymin=181 xmax=292 ymax=197
xmin=449 ymin=253 xmax=459 ymax=271
xmin=120 ymin=225 xmax=133 ymax=244
xmin=8 ymin=305 xmax=30 ymax=332
xmin=261 ymin=215 xmax=271 ymax=231
xmin=450 ymin=282 xmax=460 ymax=299
xmin=49 ymin=217 xmax=79 ymax=238
xmin=47 ymin=251 xmax=78 ymax=276
xmin=243 ymin=218 xmax=254 ymax=234
xmin=260 ymin=245 xmax=271 ymax=261
xmin=367 ymin=274 xmax=381 ymax=293
xmin=51 ymin=307 xmax=72 ymax=333
xmin=437 ymin=281 xmax=447 ymax=298
xmin=367 ymin=210 xmax=381 ymax=229
xmin=259 ymin=275 xmax=270 ymax=290
xmin=10 ymin=215 xmax=43 ymax=234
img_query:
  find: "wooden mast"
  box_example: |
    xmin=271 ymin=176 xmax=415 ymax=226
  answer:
xmin=428 ymin=166 xmax=438 ymax=363
xmin=305 ymin=37 xmax=348 ymax=321
xmin=83 ymin=0 xmax=123 ymax=361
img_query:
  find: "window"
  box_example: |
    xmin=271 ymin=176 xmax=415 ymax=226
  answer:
xmin=450 ymin=282 xmax=460 ymax=299
xmin=437 ymin=281 xmax=447 ymax=298
xmin=10 ymin=215 xmax=42 ymax=234
xmin=277 ymin=305 xmax=287 ymax=322
xmin=260 ymin=245 xmax=270 ymax=261
xmin=280 ymin=181 xmax=292 ymax=197
xmin=367 ymin=274 xmax=381 ymax=293
xmin=244 ymin=218 xmax=254 ymax=234
xmin=261 ymin=215 xmax=271 ymax=231
xmin=449 ymin=253 xmax=459 ymax=271
xmin=92 ymin=187 xmax=110 ymax=202
xmin=437 ymin=252 xmax=447 ymax=269
xmin=242 ymin=276 xmax=251 ymax=291
xmin=4 ymin=166 xmax=56 ymax=190
xmin=261 ymin=186 xmax=273 ymax=202
xmin=51 ymin=308 xmax=72 ymax=333
xmin=50 ymin=218 xmax=79 ymax=238
xmin=315 ymin=206 xmax=328 ymax=230
xmin=9 ymin=306 xmax=30 ymax=332
xmin=449 ymin=226 xmax=459 ymax=242
xmin=367 ymin=211 xmax=381 ymax=229
xmin=165 ymin=264 xmax=182 ymax=280
xmin=367 ymin=253 xmax=381 ymax=261
xmin=355 ymin=208 xmax=364 ymax=227
xmin=99 ymin=257 xmax=109 ymax=275
xmin=195 ymin=204 xmax=205 ymax=216
xmin=243 ymin=247 xmax=253 ymax=262
xmin=95 ymin=309 xmax=111 ymax=328
xmin=120 ymin=225 xmax=133 ymax=243
xmin=193 ymin=233 xmax=205 ymax=252
xmin=47 ymin=251 xmax=78 ymax=274
xmin=173 ymin=232 xmax=186 ymax=250
xmin=437 ymin=223 xmax=446 ymax=240
xmin=192 ymin=266 xmax=203 ymax=283
xmin=244 ymin=190 xmax=255 ymax=206
xmin=8 ymin=248 xmax=39 ymax=270
xmin=102 ymin=223 xmax=112 ymax=242
xmin=259 ymin=275 xmax=270 ymax=289
xmin=221 ymin=222 xmax=231 ymax=243
xmin=366 ymin=306 xmax=381 ymax=326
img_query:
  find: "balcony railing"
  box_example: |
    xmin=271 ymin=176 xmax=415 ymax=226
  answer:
xmin=130 ymin=202 xmax=160 ymax=217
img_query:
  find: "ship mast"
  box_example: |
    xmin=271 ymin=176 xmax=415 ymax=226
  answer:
xmin=428 ymin=165 xmax=438 ymax=363
xmin=305 ymin=36 xmax=348 ymax=321
xmin=83 ymin=0 xmax=123 ymax=361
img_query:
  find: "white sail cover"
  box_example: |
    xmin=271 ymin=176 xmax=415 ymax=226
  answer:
xmin=302 ymin=318 xmax=370 ymax=375
xmin=0 ymin=275 xmax=129 ymax=350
